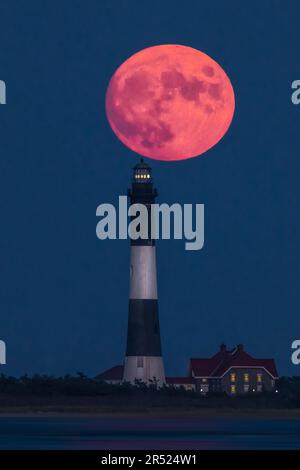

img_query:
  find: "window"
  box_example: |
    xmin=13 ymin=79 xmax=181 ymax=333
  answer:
xmin=257 ymin=373 xmax=262 ymax=383
xmin=231 ymin=385 xmax=236 ymax=394
xmin=202 ymin=378 xmax=207 ymax=383
xmin=244 ymin=373 xmax=249 ymax=382
xmin=230 ymin=373 xmax=236 ymax=382
xmin=137 ymin=357 xmax=144 ymax=368
xmin=244 ymin=384 xmax=249 ymax=393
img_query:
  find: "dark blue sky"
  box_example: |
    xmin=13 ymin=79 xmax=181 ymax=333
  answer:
xmin=0 ymin=0 xmax=299 ymax=377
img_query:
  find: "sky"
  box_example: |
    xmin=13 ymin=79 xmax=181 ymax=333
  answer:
xmin=0 ymin=0 xmax=300 ymax=377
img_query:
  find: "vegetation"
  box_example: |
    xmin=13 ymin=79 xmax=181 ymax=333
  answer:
xmin=0 ymin=374 xmax=300 ymax=411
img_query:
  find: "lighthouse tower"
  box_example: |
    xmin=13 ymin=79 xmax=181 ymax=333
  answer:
xmin=123 ymin=159 xmax=165 ymax=386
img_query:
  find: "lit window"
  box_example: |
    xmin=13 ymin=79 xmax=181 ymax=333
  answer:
xmin=202 ymin=378 xmax=207 ymax=383
xmin=230 ymin=373 xmax=236 ymax=382
xmin=147 ymin=174 xmax=150 ymax=179
xmin=257 ymin=373 xmax=262 ymax=383
xmin=231 ymin=385 xmax=236 ymax=394
xmin=244 ymin=373 xmax=249 ymax=382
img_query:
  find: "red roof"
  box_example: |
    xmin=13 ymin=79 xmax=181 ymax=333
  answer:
xmin=166 ymin=377 xmax=195 ymax=385
xmin=95 ymin=365 xmax=124 ymax=381
xmin=190 ymin=346 xmax=278 ymax=378
xmin=190 ymin=351 xmax=227 ymax=377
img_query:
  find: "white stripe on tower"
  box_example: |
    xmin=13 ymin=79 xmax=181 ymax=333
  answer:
xmin=129 ymin=246 xmax=157 ymax=300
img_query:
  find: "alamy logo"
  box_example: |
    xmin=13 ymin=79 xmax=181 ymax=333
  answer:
xmin=291 ymin=340 xmax=300 ymax=365
xmin=291 ymin=80 xmax=300 ymax=105
xmin=96 ymin=196 xmax=204 ymax=251
xmin=0 ymin=80 xmax=6 ymax=104
xmin=0 ymin=340 xmax=6 ymax=364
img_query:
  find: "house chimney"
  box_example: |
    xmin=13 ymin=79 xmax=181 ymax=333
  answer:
xmin=237 ymin=344 xmax=244 ymax=351
xmin=220 ymin=343 xmax=226 ymax=352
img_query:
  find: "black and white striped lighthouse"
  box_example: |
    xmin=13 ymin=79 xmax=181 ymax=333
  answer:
xmin=123 ymin=159 xmax=165 ymax=386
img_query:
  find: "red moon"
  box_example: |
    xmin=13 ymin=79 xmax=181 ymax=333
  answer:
xmin=105 ymin=44 xmax=235 ymax=161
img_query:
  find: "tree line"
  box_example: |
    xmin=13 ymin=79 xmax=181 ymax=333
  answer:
xmin=0 ymin=374 xmax=300 ymax=408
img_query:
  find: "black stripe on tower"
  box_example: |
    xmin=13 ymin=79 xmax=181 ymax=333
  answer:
xmin=126 ymin=299 xmax=162 ymax=356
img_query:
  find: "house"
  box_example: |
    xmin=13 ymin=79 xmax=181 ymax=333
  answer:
xmin=188 ymin=344 xmax=278 ymax=395
xmin=96 ymin=344 xmax=278 ymax=396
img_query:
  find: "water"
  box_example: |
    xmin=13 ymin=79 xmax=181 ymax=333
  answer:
xmin=0 ymin=416 xmax=300 ymax=450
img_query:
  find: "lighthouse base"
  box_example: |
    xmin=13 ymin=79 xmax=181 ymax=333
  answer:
xmin=123 ymin=356 xmax=165 ymax=386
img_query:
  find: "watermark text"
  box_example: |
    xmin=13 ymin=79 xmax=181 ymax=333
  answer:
xmin=291 ymin=340 xmax=300 ymax=365
xmin=96 ymin=196 xmax=204 ymax=251
xmin=0 ymin=80 xmax=6 ymax=104
xmin=0 ymin=340 xmax=6 ymax=365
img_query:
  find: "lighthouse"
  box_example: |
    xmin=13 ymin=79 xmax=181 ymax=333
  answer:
xmin=123 ymin=159 xmax=166 ymax=386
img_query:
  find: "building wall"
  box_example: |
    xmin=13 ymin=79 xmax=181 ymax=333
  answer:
xmin=221 ymin=368 xmax=275 ymax=395
xmin=195 ymin=378 xmax=209 ymax=394
xmin=194 ymin=368 xmax=276 ymax=395
xmin=195 ymin=378 xmax=222 ymax=394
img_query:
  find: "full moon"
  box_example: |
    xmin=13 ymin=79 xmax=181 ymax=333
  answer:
xmin=105 ymin=44 xmax=235 ymax=161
